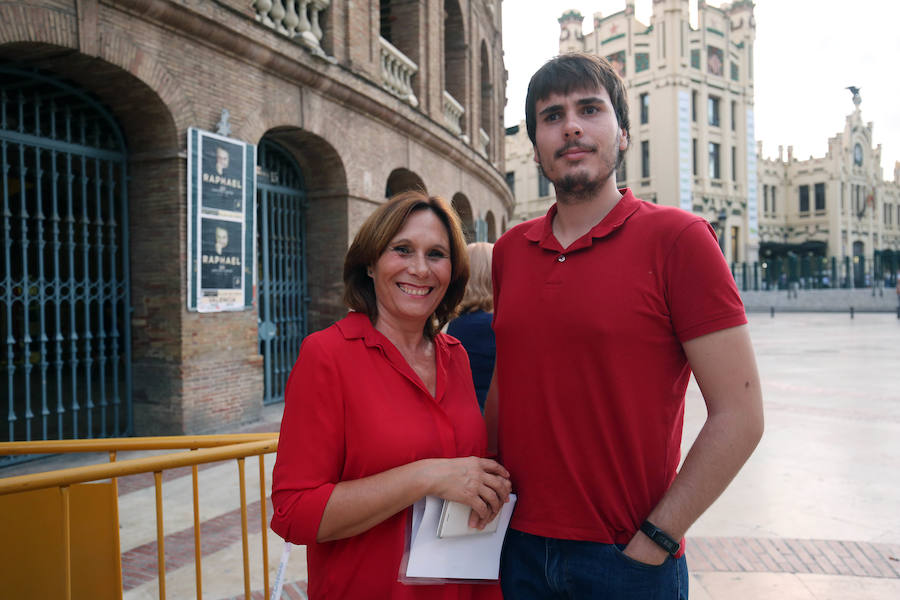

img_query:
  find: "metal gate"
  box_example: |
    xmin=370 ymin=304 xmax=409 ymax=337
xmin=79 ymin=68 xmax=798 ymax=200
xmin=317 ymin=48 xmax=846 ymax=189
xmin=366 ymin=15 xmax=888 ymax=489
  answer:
xmin=256 ymin=139 xmax=307 ymax=405
xmin=1 ymin=67 xmax=132 ymax=456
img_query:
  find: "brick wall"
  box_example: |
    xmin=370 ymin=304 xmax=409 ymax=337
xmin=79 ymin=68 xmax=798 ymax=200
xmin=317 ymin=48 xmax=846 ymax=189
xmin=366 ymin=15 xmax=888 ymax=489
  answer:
xmin=1 ymin=0 xmax=512 ymax=435
xmin=345 ymin=0 xmax=377 ymax=74
xmin=307 ymin=192 xmax=351 ymax=332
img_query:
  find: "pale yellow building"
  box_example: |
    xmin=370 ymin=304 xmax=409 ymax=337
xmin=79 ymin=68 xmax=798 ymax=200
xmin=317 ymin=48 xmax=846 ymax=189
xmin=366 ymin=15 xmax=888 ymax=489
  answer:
xmin=758 ymin=92 xmax=900 ymax=287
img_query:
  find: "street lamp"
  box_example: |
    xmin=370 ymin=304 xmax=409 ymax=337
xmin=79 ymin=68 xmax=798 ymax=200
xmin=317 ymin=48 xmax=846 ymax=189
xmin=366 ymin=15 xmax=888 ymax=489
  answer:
xmin=711 ymin=208 xmax=728 ymax=253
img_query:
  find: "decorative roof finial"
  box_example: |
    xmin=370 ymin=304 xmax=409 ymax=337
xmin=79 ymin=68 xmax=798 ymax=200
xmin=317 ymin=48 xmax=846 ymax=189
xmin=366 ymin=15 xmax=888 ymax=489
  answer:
xmin=846 ymin=86 xmax=861 ymax=108
xmin=216 ymin=108 xmax=232 ymax=137
xmin=558 ymin=9 xmax=584 ymax=24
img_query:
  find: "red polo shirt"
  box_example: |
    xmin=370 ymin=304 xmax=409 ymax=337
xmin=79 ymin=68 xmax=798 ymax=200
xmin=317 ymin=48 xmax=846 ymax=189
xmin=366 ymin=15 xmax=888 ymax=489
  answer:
xmin=492 ymin=189 xmax=746 ymax=548
xmin=271 ymin=312 xmax=499 ymax=599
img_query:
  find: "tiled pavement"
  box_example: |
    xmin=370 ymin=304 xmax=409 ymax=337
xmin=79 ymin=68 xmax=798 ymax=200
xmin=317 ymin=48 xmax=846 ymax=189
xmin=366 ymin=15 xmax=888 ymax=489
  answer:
xmin=125 ymin=492 xmax=900 ymax=595
xmin=120 ymin=479 xmax=900 ymax=597
xmin=120 ymin=497 xmax=271 ymax=591
xmin=686 ymin=538 xmax=900 ymax=579
xmin=118 ymin=458 xmax=900 ymax=591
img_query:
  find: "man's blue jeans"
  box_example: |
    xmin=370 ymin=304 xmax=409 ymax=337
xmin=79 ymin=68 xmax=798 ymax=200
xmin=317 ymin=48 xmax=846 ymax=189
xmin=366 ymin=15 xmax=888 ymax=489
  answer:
xmin=500 ymin=528 xmax=689 ymax=599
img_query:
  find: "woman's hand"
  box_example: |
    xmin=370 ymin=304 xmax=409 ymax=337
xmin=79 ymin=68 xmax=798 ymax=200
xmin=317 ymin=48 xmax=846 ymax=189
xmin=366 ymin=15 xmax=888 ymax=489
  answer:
xmin=421 ymin=457 xmax=512 ymax=529
xmin=315 ymin=456 xmax=511 ymax=542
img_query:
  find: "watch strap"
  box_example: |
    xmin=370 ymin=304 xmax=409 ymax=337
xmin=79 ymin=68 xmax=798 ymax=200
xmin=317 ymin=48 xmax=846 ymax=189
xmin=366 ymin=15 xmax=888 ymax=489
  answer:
xmin=639 ymin=520 xmax=680 ymax=555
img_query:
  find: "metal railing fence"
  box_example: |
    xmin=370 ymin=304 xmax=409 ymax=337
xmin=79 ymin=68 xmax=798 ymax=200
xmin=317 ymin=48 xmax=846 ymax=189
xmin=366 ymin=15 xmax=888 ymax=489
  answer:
xmin=0 ymin=433 xmax=279 ymax=600
xmin=730 ymin=252 xmax=899 ymax=292
xmin=2 ymin=66 xmax=133 ymax=454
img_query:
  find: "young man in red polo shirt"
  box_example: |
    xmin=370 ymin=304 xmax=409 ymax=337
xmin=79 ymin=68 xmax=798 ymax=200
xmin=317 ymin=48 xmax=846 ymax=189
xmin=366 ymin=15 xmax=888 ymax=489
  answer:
xmin=485 ymin=53 xmax=764 ymax=598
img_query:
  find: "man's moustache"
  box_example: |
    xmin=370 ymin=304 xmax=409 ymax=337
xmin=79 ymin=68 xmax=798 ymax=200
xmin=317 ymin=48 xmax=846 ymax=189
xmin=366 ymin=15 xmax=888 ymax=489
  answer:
xmin=555 ymin=142 xmax=596 ymax=158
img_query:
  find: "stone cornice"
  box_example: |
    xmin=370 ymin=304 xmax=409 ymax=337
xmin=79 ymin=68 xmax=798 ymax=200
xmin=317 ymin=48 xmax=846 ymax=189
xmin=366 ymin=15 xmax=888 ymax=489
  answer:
xmin=110 ymin=0 xmax=514 ymax=212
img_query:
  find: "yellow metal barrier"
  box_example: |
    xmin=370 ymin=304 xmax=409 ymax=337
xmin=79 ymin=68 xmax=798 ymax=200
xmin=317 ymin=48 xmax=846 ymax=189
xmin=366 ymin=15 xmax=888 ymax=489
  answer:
xmin=0 ymin=434 xmax=279 ymax=600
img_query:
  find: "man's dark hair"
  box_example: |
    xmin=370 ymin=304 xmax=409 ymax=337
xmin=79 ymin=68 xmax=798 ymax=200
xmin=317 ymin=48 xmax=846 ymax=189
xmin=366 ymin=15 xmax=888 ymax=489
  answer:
xmin=525 ymin=52 xmax=631 ymax=154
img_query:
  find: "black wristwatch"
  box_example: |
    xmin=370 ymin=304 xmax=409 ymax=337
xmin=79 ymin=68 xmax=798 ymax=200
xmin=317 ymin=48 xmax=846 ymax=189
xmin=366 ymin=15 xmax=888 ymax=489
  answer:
xmin=639 ymin=520 xmax=680 ymax=555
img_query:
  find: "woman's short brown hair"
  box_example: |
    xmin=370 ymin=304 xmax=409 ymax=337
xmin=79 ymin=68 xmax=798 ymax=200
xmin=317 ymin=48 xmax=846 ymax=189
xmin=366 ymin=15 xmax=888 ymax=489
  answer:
xmin=343 ymin=190 xmax=470 ymax=338
xmin=457 ymin=242 xmax=493 ymax=314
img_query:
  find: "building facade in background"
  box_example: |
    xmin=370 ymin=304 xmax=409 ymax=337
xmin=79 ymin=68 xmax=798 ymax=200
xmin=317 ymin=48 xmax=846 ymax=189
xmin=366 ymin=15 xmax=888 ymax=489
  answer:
xmin=505 ymin=1 xmax=900 ymax=286
xmin=1 ymin=0 xmax=512 ymax=447
xmin=758 ymin=92 xmax=900 ymax=288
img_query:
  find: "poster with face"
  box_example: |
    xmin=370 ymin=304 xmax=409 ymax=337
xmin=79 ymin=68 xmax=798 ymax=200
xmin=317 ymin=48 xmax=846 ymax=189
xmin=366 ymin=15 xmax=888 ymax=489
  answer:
xmin=201 ymin=138 xmax=244 ymax=215
xmin=200 ymin=217 xmax=243 ymax=292
xmin=188 ymin=128 xmax=256 ymax=313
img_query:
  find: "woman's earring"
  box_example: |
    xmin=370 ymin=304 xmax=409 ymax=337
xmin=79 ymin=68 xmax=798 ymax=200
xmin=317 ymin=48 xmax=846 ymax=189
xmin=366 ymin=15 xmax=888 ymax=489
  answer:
xmin=367 ymin=267 xmax=373 ymax=277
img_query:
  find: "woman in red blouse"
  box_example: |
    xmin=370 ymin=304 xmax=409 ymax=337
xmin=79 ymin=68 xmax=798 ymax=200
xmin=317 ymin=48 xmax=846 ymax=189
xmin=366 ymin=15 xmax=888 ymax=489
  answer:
xmin=270 ymin=191 xmax=511 ymax=598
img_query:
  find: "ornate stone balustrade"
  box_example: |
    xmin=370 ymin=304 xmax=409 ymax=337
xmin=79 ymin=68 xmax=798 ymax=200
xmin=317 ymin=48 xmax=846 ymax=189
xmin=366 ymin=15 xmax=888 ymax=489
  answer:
xmin=379 ymin=36 xmax=419 ymax=107
xmin=478 ymin=127 xmax=490 ymax=158
xmin=253 ymin=0 xmax=331 ymax=58
xmin=442 ymin=91 xmax=465 ymax=136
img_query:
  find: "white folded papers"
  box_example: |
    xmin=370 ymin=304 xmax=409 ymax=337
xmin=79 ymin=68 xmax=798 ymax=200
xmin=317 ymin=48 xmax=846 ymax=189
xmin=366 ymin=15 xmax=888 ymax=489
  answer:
xmin=437 ymin=499 xmax=501 ymax=538
xmin=405 ymin=494 xmax=516 ymax=581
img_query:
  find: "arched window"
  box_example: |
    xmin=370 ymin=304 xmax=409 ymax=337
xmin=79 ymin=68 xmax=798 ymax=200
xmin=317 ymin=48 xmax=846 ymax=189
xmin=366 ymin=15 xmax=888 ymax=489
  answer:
xmin=451 ymin=193 xmax=475 ymax=243
xmin=479 ymin=41 xmax=492 ymax=159
xmin=443 ymin=0 xmax=466 ymax=136
xmin=386 ymin=168 xmax=427 ymax=198
xmin=379 ymin=0 xmax=421 ymax=105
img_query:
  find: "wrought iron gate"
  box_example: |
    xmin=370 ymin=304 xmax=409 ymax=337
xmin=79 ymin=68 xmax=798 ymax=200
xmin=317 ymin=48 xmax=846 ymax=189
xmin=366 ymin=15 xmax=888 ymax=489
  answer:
xmin=256 ymin=139 xmax=307 ymax=405
xmin=1 ymin=67 xmax=132 ymax=456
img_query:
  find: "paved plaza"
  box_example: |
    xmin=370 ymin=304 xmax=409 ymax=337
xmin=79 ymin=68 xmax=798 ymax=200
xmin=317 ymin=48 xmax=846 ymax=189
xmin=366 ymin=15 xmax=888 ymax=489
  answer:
xmin=682 ymin=312 xmax=900 ymax=598
xmin=4 ymin=311 xmax=900 ymax=599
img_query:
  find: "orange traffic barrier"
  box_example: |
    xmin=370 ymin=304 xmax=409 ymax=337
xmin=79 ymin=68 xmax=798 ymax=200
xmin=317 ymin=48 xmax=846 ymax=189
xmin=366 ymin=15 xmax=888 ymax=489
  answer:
xmin=0 ymin=434 xmax=279 ymax=600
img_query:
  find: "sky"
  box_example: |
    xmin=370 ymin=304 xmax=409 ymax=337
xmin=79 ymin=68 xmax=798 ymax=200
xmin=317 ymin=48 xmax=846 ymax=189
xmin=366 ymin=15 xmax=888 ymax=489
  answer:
xmin=501 ymin=0 xmax=900 ymax=176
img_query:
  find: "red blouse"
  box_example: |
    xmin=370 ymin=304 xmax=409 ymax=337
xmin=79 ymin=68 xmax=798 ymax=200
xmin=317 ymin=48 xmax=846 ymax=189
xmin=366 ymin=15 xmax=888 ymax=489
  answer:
xmin=270 ymin=312 xmax=500 ymax=599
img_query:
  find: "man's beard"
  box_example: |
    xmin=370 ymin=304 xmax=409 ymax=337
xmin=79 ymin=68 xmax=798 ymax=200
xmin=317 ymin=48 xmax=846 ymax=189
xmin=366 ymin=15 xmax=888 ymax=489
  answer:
xmin=556 ymin=168 xmax=608 ymax=201
xmin=543 ymin=159 xmax=617 ymax=204
xmin=541 ymin=139 xmax=620 ymax=204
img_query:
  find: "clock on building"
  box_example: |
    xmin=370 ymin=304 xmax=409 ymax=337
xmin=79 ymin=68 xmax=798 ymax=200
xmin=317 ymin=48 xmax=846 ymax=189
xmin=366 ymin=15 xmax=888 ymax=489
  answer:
xmin=853 ymin=143 xmax=863 ymax=166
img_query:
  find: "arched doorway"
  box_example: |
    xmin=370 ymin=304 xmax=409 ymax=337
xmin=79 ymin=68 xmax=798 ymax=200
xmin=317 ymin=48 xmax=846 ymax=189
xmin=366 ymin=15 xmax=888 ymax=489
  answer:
xmin=1 ymin=66 xmax=131 ymax=446
xmin=256 ymin=139 xmax=308 ymax=405
xmin=485 ymin=211 xmax=497 ymax=242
